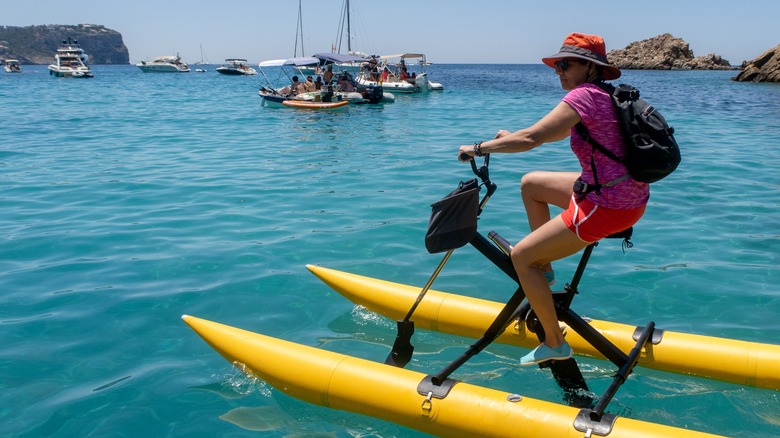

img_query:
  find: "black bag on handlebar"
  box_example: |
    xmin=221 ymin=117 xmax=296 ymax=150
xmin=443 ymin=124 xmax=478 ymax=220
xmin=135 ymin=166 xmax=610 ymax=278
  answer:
xmin=425 ymin=178 xmax=480 ymax=254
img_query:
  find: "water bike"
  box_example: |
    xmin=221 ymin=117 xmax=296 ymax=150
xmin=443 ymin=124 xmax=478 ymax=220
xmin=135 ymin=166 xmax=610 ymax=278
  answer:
xmin=184 ymin=155 xmax=779 ymax=437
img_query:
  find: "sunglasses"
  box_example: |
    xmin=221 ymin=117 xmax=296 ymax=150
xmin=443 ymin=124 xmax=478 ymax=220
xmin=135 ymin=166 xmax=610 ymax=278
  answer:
xmin=554 ymin=59 xmax=583 ymax=72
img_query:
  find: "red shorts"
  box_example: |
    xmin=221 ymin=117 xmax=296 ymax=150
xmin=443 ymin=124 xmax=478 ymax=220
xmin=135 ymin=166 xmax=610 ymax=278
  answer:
xmin=561 ymin=194 xmax=646 ymax=242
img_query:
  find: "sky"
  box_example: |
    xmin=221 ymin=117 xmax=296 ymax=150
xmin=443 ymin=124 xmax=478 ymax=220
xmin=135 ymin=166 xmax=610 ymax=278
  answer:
xmin=3 ymin=0 xmax=779 ymax=65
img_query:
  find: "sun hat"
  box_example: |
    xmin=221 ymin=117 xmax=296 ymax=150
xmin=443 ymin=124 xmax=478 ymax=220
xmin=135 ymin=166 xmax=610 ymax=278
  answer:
xmin=542 ymin=32 xmax=621 ymax=80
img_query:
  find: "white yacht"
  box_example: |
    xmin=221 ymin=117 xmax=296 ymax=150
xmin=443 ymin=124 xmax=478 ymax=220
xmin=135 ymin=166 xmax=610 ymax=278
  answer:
xmin=216 ymin=59 xmax=257 ymax=76
xmin=136 ymin=55 xmax=191 ymax=73
xmin=48 ymin=39 xmax=93 ymax=78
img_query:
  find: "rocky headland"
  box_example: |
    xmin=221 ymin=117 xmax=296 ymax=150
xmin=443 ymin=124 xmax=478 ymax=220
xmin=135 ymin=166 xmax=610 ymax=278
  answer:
xmin=608 ymin=33 xmax=734 ymax=71
xmin=732 ymin=44 xmax=780 ymax=82
xmin=0 ymin=24 xmax=129 ymax=64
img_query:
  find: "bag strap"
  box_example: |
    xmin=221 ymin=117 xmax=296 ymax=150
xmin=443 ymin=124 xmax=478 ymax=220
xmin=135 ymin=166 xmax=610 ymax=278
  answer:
xmin=574 ymin=123 xmax=622 ymax=163
xmin=574 ymin=123 xmax=624 ymax=194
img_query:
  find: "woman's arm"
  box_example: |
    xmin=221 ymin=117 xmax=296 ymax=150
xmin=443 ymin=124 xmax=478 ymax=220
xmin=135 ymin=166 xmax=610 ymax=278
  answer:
xmin=458 ymin=102 xmax=581 ymax=160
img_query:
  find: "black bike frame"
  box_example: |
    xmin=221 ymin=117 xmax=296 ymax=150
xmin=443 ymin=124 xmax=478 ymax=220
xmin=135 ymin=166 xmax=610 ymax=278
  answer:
xmin=419 ymin=156 xmax=651 ymax=412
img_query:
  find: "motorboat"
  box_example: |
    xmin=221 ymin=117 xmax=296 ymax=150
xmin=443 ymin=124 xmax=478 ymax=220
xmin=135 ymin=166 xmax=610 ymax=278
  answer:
xmin=216 ymin=58 xmax=257 ymax=76
xmin=48 ymin=39 xmax=93 ymax=78
xmin=257 ymin=56 xmax=393 ymax=108
xmin=136 ymin=55 xmax=191 ymax=73
xmin=4 ymin=59 xmax=21 ymax=73
xmin=257 ymin=57 xmax=319 ymax=107
xmin=357 ymin=53 xmax=443 ymax=93
xmin=313 ymin=53 xmax=395 ymax=104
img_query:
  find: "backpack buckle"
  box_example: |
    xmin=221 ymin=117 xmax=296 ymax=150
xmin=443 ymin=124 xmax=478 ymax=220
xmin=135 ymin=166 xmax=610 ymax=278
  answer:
xmin=573 ymin=179 xmax=590 ymax=194
xmin=573 ymin=178 xmax=599 ymax=200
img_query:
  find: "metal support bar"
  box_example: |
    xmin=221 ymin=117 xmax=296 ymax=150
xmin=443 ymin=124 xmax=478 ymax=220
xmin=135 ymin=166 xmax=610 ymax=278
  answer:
xmin=572 ymin=321 xmax=655 ymax=436
xmin=567 ymin=242 xmax=597 ymax=293
xmin=434 ymin=228 xmax=637 ymax=398
xmin=593 ymin=321 xmax=655 ymax=418
xmin=430 ymin=287 xmax=526 ymax=385
xmin=558 ymin=307 xmax=630 ymax=367
xmin=469 ymin=232 xmax=518 ymax=282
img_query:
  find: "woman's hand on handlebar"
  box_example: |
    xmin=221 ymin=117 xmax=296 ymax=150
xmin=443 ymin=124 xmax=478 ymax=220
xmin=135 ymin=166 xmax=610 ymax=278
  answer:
xmin=458 ymin=145 xmax=475 ymax=162
xmin=494 ymin=129 xmax=511 ymax=139
xmin=460 ymin=130 xmax=509 ymax=161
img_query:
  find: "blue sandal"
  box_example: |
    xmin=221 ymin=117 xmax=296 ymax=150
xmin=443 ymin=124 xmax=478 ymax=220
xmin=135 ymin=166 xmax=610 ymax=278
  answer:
xmin=519 ymin=342 xmax=572 ymax=366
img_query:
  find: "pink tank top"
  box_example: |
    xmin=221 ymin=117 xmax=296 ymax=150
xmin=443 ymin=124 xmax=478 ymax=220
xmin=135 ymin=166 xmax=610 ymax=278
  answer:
xmin=563 ymin=83 xmax=649 ymax=209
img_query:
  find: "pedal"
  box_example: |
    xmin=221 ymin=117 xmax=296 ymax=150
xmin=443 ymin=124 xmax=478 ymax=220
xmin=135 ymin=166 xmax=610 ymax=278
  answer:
xmin=523 ymin=309 xmax=541 ymax=334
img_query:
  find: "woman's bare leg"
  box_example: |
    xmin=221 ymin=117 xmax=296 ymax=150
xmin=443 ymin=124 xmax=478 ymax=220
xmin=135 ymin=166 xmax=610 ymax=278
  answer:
xmin=511 ymin=215 xmax=589 ymax=349
xmin=520 ymin=171 xmax=579 ymax=275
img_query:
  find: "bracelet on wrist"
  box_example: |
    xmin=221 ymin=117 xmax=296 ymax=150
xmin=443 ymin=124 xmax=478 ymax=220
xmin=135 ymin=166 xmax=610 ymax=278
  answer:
xmin=474 ymin=141 xmax=484 ymax=157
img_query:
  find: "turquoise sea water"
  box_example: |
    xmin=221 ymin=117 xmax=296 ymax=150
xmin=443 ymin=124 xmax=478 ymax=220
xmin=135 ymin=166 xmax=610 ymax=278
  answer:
xmin=2 ymin=64 xmax=779 ymax=437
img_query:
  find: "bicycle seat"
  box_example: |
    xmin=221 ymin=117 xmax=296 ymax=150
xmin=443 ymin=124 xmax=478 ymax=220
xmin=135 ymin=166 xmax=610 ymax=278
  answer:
xmin=606 ymin=227 xmax=633 ymax=240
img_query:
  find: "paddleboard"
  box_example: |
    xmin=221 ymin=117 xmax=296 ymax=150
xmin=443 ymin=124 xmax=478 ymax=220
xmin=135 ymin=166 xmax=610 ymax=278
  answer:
xmin=282 ymin=99 xmax=349 ymax=109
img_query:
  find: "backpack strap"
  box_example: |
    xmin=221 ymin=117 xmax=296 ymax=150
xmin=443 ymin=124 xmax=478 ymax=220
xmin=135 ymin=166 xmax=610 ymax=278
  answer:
xmin=574 ymin=122 xmax=626 ymax=195
xmin=574 ymin=122 xmax=622 ymax=163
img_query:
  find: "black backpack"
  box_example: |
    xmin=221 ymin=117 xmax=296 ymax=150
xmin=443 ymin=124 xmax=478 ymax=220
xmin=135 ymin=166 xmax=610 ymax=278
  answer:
xmin=575 ymin=82 xmax=680 ymax=185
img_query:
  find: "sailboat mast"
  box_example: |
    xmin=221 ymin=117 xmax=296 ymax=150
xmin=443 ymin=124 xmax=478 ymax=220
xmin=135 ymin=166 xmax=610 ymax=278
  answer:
xmin=346 ymin=0 xmax=351 ymax=53
xmin=294 ymin=0 xmax=305 ymax=57
xmin=335 ymin=0 xmax=353 ymax=54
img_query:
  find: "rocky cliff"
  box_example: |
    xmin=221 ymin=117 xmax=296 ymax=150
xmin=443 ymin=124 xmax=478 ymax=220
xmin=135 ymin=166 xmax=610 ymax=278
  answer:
xmin=608 ymin=33 xmax=734 ymax=70
xmin=0 ymin=24 xmax=129 ymax=64
xmin=732 ymin=44 xmax=780 ymax=82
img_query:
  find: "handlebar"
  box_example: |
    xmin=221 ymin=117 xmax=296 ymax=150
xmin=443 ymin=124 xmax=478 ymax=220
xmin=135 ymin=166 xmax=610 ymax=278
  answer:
xmin=466 ymin=154 xmax=497 ymax=204
xmin=469 ymin=154 xmax=492 ymax=184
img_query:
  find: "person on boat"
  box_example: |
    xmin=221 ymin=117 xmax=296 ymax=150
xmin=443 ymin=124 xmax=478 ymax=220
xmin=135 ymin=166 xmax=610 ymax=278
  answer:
xmin=304 ymin=76 xmax=317 ymax=92
xmin=323 ymin=65 xmax=334 ymax=84
xmin=399 ymin=61 xmax=408 ymax=81
xmin=290 ymin=76 xmax=304 ymax=95
xmin=381 ymin=67 xmax=390 ymax=82
xmin=337 ymin=74 xmax=355 ymax=92
xmin=314 ymin=76 xmax=324 ymax=90
xmin=364 ymin=57 xmax=380 ymax=81
xmin=457 ymin=33 xmax=649 ymax=366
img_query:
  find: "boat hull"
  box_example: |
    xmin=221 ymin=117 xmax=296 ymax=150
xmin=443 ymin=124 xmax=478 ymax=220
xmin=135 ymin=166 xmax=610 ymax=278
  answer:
xmin=307 ymin=265 xmax=780 ymax=391
xmin=358 ymin=72 xmax=442 ymax=93
xmin=216 ymin=67 xmax=257 ymax=76
xmin=371 ymin=80 xmax=419 ymax=93
xmin=260 ymin=97 xmax=286 ymax=108
xmin=183 ymin=315 xmax=721 ymax=437
xmin=136 ymin=63 xmax=190 ymax=73
xmin=48 ymin=66 xmax=93 ymax=78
